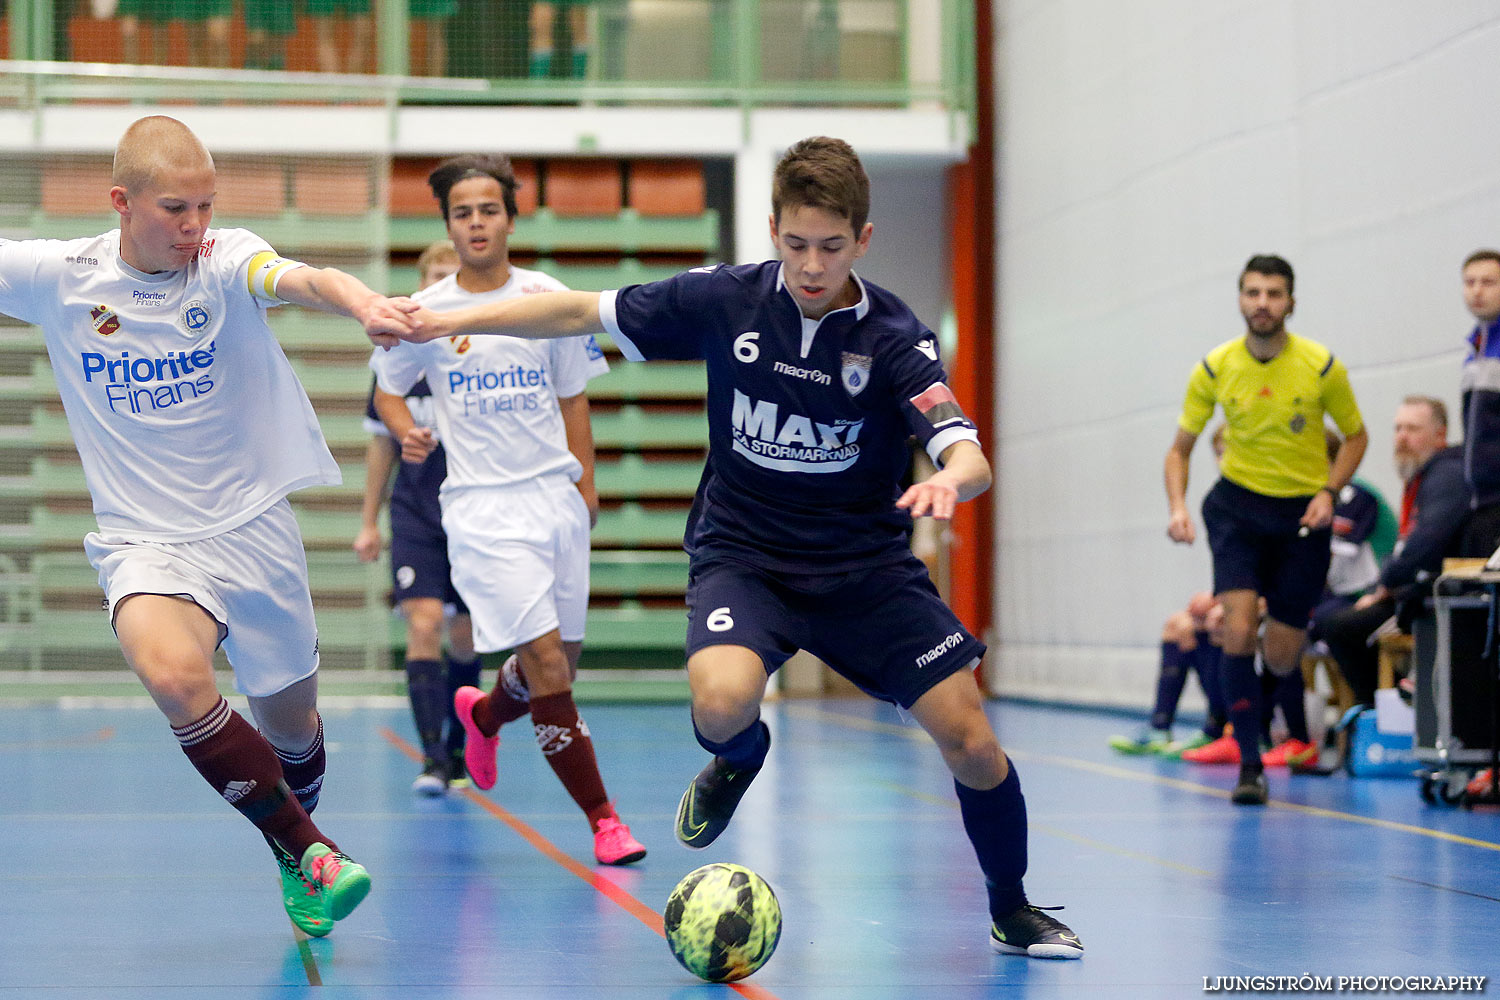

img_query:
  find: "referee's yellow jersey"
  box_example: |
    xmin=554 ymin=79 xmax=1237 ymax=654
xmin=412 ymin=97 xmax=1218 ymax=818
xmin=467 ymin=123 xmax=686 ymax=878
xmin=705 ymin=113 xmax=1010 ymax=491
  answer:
xmin=1178 ymin=333 xmax=1362 ymax=498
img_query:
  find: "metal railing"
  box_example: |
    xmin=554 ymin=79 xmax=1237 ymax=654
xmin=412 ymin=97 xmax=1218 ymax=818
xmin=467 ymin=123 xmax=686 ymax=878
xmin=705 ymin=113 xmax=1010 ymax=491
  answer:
xmin=0 ymin=0 xmax=973 ymax=124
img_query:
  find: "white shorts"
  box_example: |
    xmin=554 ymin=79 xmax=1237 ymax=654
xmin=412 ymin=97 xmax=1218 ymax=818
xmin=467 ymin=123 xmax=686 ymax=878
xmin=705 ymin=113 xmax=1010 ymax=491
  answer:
xmin=84 ymin=498 xmax=319 ymax=698
xmin=441 ymin=475 xmax=591 ymax=653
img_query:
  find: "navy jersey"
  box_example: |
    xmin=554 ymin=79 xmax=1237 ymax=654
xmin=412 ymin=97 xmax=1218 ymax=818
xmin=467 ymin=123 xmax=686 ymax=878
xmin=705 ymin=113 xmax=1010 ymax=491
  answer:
xmin=363 ymin=376 xmax=447 ymax=502
xmin=602 ymin=261 xmax=979 ymax=574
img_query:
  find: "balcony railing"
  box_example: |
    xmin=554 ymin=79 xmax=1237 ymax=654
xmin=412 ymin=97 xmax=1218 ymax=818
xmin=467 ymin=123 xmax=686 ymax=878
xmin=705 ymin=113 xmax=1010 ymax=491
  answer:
xmin=0 ymin=0 xmax=973 ymax=122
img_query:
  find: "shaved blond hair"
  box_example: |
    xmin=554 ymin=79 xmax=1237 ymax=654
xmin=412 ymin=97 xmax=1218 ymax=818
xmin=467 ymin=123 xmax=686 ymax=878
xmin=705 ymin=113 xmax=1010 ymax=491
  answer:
xmin=416 ymin=239 xmax=458 ymax=276
xmin=112 ymin=116 xmax=214 ymax=195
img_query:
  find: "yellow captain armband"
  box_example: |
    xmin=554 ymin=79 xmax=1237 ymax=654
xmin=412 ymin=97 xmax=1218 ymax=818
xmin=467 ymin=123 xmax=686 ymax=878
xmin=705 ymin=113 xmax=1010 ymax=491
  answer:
xmin=246 ymin=251 xmax=304 ymax=302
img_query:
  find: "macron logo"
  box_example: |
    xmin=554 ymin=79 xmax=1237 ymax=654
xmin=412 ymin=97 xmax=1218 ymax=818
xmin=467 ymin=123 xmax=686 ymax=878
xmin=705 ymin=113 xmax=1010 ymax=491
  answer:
xmin=916 ymin=631 xmax=964 ymax=669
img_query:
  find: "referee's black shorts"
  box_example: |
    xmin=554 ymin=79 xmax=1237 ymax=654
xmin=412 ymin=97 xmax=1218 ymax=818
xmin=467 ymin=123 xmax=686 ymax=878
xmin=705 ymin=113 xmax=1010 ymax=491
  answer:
xmin=1201 ymin=477 xmax=1330 ymax=628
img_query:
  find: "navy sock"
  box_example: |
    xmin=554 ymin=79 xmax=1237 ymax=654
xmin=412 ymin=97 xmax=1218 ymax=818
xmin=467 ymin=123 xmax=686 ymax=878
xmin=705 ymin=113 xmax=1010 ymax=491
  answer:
xmin=693 ymin=715 xmax=770 ymax=770
xmin=272 ymin=714 xmax=326 ymax=814
xmin=1192 ymin=637 xmax=1227 ymax=737
xmin=1273 ymin=668 xmax=1309 ymax=743
xmin=1151 ymin=642 xmax=1190 ymax=731
xmin=443 ymin=653 xmax=482 ymax=753
xmin=405 ymin=658 xmax=447 ymax=759
xmin=1221 ymin=652 xmax=1261 ymax=769
xmin=955 ymin=765 xmax=1028 ymax=920
xmin=1259 ymin=668 xmax=1279 ymax=743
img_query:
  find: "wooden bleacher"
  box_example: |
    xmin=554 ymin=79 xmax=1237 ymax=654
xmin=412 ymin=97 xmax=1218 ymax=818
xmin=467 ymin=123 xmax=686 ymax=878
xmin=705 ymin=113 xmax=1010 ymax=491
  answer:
xmin=0 ymin=150 xmax=719 ymax=675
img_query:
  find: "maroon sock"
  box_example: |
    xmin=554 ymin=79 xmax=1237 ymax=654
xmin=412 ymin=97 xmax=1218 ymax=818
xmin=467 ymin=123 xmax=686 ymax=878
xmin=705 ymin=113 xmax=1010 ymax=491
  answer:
xmin=529 ymin=691 xmax=610 ymax=828
xmin=174 ymin=698 xmax=334 ymax=858
xmin=472 ymin=655 xmax=531 ymax=734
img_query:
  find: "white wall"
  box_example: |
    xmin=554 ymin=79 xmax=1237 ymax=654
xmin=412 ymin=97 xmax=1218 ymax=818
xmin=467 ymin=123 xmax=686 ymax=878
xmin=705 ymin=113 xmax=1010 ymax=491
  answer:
xmin=992 ymin=1 xmax=1500 ymax=707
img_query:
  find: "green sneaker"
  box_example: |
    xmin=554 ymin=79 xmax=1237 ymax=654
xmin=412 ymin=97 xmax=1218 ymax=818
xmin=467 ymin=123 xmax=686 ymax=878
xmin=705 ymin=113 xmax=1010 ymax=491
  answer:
xmin=1162 ymin=731 xmax=1215 ymax=759
xmin=273 ymin=844 xmax=332 ymax=937
xmin=1108 ymin=727 xmax=1172 ymax=755
xmin=300 ymin=843 xmax=372 ymax=922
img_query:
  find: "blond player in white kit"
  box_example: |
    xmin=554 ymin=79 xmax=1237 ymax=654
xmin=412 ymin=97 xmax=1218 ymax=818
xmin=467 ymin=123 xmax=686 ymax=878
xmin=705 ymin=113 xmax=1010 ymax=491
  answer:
xmin=370 ymin=153 xmax=646 ymax=866
xmin=0 ymin=116 xmax=414 ymax=937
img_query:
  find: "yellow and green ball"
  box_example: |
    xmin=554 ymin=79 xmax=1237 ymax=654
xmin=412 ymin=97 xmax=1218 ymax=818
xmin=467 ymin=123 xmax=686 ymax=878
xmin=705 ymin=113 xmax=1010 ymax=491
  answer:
xmin=664 ymin=863 xmax=782 ymax=982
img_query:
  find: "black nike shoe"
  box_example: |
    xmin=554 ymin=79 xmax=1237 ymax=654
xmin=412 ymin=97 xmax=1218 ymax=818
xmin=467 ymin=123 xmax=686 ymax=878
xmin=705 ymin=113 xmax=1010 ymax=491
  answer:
xmin=674 ymin=753 xmax=765 ymax=850
xmin=1232 ymin=765 xmax=1269 ymax=805
xmin=989 ymin=904 xmax=1084 ymax=959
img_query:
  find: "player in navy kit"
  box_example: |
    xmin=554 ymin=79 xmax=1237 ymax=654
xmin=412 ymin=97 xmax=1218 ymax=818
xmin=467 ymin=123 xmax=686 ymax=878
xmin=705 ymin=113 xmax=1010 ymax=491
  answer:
xmin=382 ymin=137 xmax=1083 ymax=958
xmin=355 ymin=240 xmax=481 ymax=795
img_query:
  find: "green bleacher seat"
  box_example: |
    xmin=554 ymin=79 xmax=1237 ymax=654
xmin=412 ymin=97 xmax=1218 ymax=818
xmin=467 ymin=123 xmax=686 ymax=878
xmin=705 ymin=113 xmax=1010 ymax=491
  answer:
xmin=388 ymin=208 xmax=719 ymax=255
xmin=583 ymin=604 xmax=685 ymax=650
xmin=588 ymin=363 xmax=706 ymax=401
xmin=595 ymin=454 xmax=702 ymax=499
xmin=26 ymin=211 xmax=386 ymax=254
xmin=592 ymin=503 xmax=685 ymax=549
xmin=5 ymin=456 xmax=365 ymax=504
xmin=385 ymin=258 xmax=686 ymax=296
xmin=591 ymin=405 xmax=706 ymax=450
xmin=589 ymin=550 xmax=688 ymax=597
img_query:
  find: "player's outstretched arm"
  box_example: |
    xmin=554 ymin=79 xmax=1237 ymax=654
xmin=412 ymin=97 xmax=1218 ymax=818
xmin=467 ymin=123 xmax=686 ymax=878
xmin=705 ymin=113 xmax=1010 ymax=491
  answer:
xmin=1164 ymin=428 xmax=1198 ymax=544
xmin=399 ymin=290 xmax=605 ymax=344
xmin=897 ymin=440 xmax=992 ymax=521
xmin=274 ymin=265 xmax=415 ymax=347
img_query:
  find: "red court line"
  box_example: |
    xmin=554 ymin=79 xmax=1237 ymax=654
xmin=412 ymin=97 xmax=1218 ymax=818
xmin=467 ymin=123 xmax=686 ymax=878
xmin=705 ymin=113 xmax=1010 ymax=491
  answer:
xmin=379 ymin=726 xmax=782 ymax=1000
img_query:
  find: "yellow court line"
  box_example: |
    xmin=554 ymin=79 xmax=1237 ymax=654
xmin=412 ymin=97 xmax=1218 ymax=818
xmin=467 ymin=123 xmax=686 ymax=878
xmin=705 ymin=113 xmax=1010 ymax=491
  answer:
xmin=794 ymin=705 xmax=1500 ymax=854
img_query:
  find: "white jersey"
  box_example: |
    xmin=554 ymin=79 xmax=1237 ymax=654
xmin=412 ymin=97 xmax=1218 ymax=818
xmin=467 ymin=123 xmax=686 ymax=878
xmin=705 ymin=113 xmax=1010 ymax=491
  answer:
xmin=0 ymin=228 xmax=339 ymax=542
xmin=369 ymin=266 xmax=609 ymax=492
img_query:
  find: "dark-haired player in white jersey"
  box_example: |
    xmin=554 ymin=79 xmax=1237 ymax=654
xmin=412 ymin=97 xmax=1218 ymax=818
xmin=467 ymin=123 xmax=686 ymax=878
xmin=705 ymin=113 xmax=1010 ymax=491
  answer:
xmin=0 ymin=116 xmax=411 ymax=937
xmin=382 ymin=137 xmax=1083 ymax=958
xmin=355 ymin=241 xmax=481 ymax=796
xmin=370 ymin=154 xmax=646 ymax=866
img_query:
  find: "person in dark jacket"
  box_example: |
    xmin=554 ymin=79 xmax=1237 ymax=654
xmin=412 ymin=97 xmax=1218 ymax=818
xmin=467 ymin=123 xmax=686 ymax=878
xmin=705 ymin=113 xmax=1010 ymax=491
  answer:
xmin=1314 ymin=396 xmax=1468 ymax=705
xmin=1459 ymin=249 xmax=1500 ymax=557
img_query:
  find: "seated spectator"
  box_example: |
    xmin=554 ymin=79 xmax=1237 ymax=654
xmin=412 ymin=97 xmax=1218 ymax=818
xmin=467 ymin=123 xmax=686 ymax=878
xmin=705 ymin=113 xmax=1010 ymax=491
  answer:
xmin=1313 ymin=396 xmax=1467 ymax=707
xmin=1109 ymin=592 xmax=1227 ymax=756
xmin=308 ymin=0 xmax=373 ymax=74
xmin=118 ymin=0 xmax=231 ymax=68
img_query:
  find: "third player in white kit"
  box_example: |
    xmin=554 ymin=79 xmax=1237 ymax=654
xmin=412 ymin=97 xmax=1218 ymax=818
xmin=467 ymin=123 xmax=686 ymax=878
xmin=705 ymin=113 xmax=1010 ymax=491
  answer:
xmin=370 ymin=154 xmax=646 ymax=865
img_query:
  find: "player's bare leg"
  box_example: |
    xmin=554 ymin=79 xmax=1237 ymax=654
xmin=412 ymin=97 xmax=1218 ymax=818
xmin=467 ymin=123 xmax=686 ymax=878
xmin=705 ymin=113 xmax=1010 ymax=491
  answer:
xmin=909 ymin=667 xmax=1082 ymax=959
xmin=676 ymin=645 xmax=771 ymax=849
xmin=114 ymin=595 xmax=368 ymax=931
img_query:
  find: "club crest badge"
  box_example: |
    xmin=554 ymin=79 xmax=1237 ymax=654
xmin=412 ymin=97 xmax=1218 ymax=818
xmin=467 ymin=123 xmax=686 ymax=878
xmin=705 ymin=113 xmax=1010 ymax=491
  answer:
xmin=841 ymin=351 xmax=872 ymax=396
xmin=1289 ymin=413 xmax=1306 ymax=434
xmin=181 ymin=299 xmax=211 ymax=332
xmin=450 ymin=335 xmax=472 ymax=355
xmin=89 ymin=304 xmax=120 ymax=337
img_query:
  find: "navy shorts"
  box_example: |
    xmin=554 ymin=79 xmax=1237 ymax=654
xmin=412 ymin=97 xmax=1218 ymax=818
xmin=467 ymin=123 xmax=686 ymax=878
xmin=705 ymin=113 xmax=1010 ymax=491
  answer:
xmin=684 ymin=554 xmax=985 ymax=710
xmin=1202 ymin=478 xmax=1331 ymax=628
xmin=390 ymin=491 xmax=466 ymax=611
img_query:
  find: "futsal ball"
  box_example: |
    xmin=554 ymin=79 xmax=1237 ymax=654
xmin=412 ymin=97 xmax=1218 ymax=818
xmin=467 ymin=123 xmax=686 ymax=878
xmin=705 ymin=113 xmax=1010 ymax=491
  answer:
xmin=664 ymin=863 xmax=782 ymax=983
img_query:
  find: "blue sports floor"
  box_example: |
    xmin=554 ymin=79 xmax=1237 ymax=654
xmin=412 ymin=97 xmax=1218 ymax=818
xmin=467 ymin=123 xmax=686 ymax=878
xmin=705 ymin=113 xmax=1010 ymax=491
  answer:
xmin=2 ymin=694 xmax=1497 ymax=998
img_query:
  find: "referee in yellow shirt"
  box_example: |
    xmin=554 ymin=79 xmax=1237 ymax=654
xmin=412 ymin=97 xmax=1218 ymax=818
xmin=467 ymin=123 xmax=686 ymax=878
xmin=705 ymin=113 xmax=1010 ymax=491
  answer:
xmin=1165 ymin=255 xmax=1367 ymax=805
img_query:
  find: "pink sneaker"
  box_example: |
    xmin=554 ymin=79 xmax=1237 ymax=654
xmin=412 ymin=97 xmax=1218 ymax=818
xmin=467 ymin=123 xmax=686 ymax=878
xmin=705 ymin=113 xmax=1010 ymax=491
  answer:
xmin=593 ymin=814 xmax=647 ymax=865
xmin=1262 ymin=738 xmax=1317 ymax=769
xmin=453 ymin=686 xmax=499 ymax=791
xmin=1181 ymin=733 xmax=1241 ymax=765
